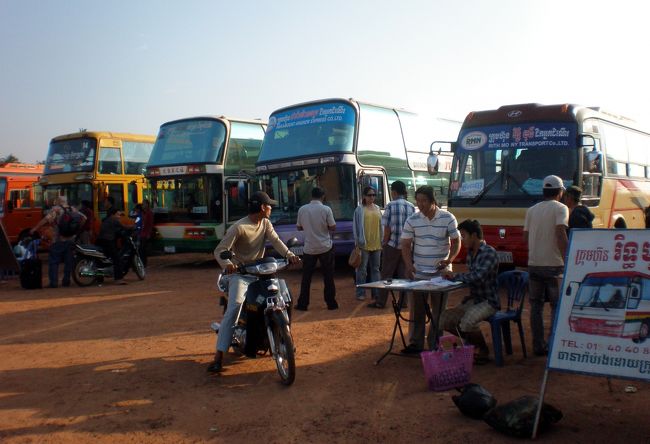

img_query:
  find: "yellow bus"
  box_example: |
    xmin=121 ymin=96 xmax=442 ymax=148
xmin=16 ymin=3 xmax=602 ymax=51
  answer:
xmin=431 ymin=103 xmax=650 ymax=267
xmin=39 ymin=131 xmax=155 ymax=233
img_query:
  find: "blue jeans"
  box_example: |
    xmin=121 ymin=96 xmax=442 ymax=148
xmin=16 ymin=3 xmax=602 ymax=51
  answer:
xmin=216 ymin=275 xmax=256 ymax=353
xmin=48 ymin=240 xmax=74 ymax=287
xmin=356 ymin=249 xmax=381 ymax=298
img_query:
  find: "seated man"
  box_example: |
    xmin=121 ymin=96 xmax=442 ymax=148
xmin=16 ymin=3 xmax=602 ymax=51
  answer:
xmin=439 ymin=219 xmax=499 ymax=364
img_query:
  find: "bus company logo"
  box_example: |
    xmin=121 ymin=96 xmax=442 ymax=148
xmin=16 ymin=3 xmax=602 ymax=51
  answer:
xmin=507 ymin=110 xmax=523 ymax=118
xmin=460 ymin=131 xmax=487 ymax=150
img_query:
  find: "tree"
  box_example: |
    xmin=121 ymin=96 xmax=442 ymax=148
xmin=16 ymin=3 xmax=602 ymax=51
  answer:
xmin=0 ymin=153 xmax=19 ymax=166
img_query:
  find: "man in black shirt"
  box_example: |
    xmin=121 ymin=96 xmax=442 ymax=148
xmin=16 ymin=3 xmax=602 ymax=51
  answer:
xmin=564 ymin=185 xmax=594 ymax=230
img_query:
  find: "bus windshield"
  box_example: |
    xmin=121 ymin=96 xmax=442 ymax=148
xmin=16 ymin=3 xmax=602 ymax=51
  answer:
xmin=260 ymin=164 xmax=356 ymax=224
xmin=573 ymin=277 xmax=628 ymax=309
xmin=45 ymin=138 xmax=96 ymax=174
xmin=149 ymin=119 xmax=227 ymax=166
xmin=259 ymin=102 xmax=356 ymax=163
xmin=451 ymin=122 xmax=578 ymax=202
xmin=151 ymin=176 xmax=214 ymax=222
xmin=42 ymin=183 xmax=92 ymax=207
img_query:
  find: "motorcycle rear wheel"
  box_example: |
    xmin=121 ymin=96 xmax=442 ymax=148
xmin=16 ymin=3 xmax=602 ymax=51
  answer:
xmin=73 ymin=258 xmax=97 ymax=287
xmin=271 ymin=312 xmax=296 ymax=386
xmin=133 ymin=255 xmax=146 ymax=280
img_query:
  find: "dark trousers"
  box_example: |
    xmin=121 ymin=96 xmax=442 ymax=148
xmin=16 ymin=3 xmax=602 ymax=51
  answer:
xmin=48 ymin=240 xmax=75 ymax=287
xmin=98 ymin=239 xmax=122 ymax=280
xmin=298 ymin=247 xmax=337 ymax=309
xmin=138 ymin=236 xmax=150 ymax=267
xmin=376 ymin=244 xmax=407 ymax=306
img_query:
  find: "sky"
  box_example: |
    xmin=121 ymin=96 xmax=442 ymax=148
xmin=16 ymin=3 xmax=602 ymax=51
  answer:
xmin=1 ymin=0 xmax=649 ymax=163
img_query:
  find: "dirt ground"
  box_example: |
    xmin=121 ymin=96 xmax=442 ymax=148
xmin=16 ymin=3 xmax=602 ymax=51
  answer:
xmin=1 ymin=254 xmax=649 ymax=443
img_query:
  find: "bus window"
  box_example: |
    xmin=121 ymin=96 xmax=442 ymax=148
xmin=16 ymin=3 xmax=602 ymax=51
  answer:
xmin=9 ymin=189 xmax=30 ymax=209
xmin=358 ymin=104 xmax=407 ymax=164
xmin=99 ymin=147 xmax=123 ymax=174
xmin=128 ymin=182 xmax=139 ymax=213
xmin=226 ymin=179 xmax=248 ymax=222
xmin=362 ymin=175 xmax=385 ymax=208
xmin=123 ymin=141 xmax=154 ymax=175
xmin=107 ymin=184 xmax=125 ymax=211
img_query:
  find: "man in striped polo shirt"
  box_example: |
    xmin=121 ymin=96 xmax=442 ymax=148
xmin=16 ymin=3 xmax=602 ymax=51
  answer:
xmin=400 ymin=186 xmax=461 ymax=353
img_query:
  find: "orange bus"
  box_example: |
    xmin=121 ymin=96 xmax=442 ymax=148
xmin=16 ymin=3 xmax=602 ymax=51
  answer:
xmin=0 ymin=163 xmax=44 ymax=244
xmin=429 ymin=103 xmax=650 ymax=267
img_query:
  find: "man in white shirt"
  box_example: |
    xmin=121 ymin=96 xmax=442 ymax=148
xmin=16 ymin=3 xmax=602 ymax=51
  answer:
xmin=401 ymin=186 xmax=461 ymax=352
xmin=295 ymin=187 xmax=338 ymax=310
xmin=523 ymin=175 xmax=569 ymax=356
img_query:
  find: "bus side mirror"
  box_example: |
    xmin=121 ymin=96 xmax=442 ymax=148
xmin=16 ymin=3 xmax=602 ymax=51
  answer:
xmin=631 ymin=287 xmax=639 ymax=298
xmin=427 ymin=142 xmax=442 ymax=176
xmin=427 ymin=152 xmax=439 ymax=175
xmin=565 ymin=281 xmax=579 ymax=296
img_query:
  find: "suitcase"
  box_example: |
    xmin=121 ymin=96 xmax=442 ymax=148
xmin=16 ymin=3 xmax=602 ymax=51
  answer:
xmin=19 ymin=240 xmax=42 ymax=290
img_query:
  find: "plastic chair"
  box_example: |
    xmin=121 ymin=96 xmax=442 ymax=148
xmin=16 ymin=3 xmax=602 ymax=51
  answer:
xmin=488 ymin=270 xmax=529 ymax=367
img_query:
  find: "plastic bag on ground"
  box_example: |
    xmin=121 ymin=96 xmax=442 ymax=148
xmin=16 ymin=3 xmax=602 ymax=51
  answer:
xmin=483 ymin=395 xmax=563 ymax=438
xmin=452 ymin=383 xmax=497 ymax=419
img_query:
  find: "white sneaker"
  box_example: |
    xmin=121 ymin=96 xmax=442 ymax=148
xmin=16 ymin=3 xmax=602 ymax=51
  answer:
xmin=210 ymin=322 xmax=220 ymax=333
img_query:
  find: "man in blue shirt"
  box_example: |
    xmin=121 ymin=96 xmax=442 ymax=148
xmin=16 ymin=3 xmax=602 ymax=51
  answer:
xmin=369 ymin=181 xmax=415 ymax=309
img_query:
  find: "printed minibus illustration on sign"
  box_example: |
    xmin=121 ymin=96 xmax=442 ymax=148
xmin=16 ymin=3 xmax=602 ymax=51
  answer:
xmin=566 ymin=271 xmax=650 ymax=343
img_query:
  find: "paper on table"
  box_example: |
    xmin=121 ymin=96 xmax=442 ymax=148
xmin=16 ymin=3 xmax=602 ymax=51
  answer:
xmin=429 ymin=276 xmax=463 ymax=287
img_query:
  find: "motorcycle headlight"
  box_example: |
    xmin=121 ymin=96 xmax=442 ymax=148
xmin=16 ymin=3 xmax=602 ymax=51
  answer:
xmin=246 ymin=262 xmax=278 ymax=275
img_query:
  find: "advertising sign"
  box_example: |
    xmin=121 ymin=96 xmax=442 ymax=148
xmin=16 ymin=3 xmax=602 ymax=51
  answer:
xmin=458 ymin=122 xmax=577 ymax=151
xmin=267 ymin=102 xmax=356 ymax=132
xmin=548 ymin=229 xmax=650 ymax=381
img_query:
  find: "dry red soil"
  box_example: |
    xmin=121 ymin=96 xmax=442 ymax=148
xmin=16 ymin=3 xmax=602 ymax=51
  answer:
xmin=1 ymin=254 xmax=648 ymax=443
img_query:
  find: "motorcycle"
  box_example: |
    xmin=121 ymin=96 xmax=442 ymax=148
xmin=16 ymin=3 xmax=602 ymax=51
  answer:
xmin=72 ymin=229 xmax=145 ymax=286
xmin=213 ymin=241 xmax=300 ymax=385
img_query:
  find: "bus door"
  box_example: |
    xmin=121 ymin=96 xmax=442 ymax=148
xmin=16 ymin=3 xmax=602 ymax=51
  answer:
xmin=224 ymin=177 xmax=249 ymax=226
xmin=580 ymin=127 xmax=604 ymax=210
xmin=626 ymin=278 xmax=647 ymax=338
xmin=358 ymin=169 xmax=387 ymax=209
xmin=6 ymin=182 xmax=39 ymax=240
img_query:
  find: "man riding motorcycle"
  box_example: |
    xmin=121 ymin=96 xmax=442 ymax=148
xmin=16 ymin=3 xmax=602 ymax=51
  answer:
xmin=208 ymin=191 xmax=300 ymax=373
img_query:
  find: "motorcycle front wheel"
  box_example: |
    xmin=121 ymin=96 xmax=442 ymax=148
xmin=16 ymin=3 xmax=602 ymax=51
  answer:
xmin=73 ymin=258 xmax=97 ymax=287
xmin=133 ymin=255 xmax=146 ymax=280
xmin=271 ymin=311 xmax=296 ymax=386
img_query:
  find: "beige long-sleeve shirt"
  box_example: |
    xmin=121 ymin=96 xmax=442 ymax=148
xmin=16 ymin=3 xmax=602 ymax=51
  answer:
xmin=214 ymin=216 xmax=293 ymax=268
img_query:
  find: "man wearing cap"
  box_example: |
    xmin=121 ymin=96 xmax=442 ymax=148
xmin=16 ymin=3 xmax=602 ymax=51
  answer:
xmin=523 ymin=175 xmax=569 ymax=356
xmin=208 ymin=191 xmax=300 ymax=373
xmin=295 ymin=187 xmax=338 ymax=311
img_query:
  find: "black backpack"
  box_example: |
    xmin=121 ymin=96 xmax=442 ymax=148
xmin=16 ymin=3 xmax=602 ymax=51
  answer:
xmin=58 ymin=207 xmax=82 ymax=237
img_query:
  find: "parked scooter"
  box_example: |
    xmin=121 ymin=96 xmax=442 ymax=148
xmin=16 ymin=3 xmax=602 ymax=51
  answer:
xmin=213 ymin=241 xmax=300 ymax=385
xmin=72 ymin=229 xmax=145 ymax=286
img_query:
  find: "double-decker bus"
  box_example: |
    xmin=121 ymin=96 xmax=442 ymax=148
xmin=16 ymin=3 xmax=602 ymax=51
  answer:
xmin=145 ymin=116 xmax=266 ymax=253
xmin=0 ymin=163 xmax=44 ymax=243
xmin=432 ymin=103 xmax=650 ymax=267
xmin=39 ymin=131 xmax=155 ymax=232
xmin=255 ymin=98 xmax=459 ymax=255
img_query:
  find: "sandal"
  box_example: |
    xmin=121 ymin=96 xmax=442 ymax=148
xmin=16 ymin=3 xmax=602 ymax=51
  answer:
xmin=366 ymin=302 xmax=385 ymax=309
